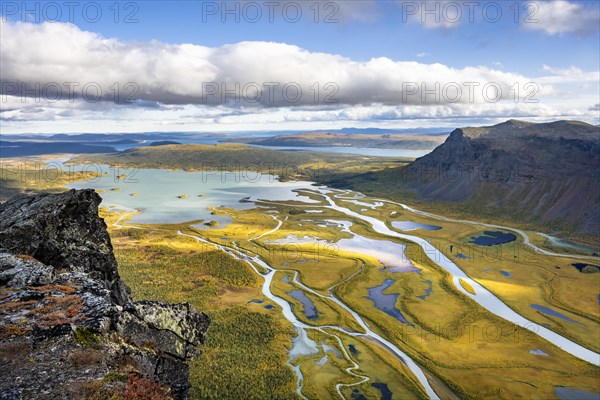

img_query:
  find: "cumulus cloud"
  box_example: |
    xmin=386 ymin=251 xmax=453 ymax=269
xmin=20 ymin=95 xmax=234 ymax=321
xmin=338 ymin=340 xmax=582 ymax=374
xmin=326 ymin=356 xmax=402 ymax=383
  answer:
xmin=523 ymin=0 xmax=600 ymax=35
xmin=1 ymin=20 xmax=548 ymax=109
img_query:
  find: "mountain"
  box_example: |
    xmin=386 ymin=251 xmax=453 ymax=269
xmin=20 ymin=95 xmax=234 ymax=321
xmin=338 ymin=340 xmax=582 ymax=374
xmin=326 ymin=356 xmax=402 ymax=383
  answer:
xmin=0 ymin=141 xmax=118 ymax=157
xmin=325 ymin=120 xmax=600 ymax=236
xmin=0 ymin=189 xmax=210 ymax=399
xmin=334 ymin=127 xmax=449 ymax=135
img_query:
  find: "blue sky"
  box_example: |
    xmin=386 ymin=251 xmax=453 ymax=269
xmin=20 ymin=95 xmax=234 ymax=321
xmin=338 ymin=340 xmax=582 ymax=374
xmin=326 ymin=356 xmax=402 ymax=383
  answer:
xmin=1 ymin=0 xmax=599 ymax=133
xmin=68 ymin=1 xmax=599 ymax=74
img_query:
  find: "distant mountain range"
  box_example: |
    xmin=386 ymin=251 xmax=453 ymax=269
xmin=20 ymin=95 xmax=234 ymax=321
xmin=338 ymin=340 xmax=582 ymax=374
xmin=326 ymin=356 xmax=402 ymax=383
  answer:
xmin=325 ymin=120 xmax=600 ymax=237
xmin=1 ymin=128 xmax=451 ymax=156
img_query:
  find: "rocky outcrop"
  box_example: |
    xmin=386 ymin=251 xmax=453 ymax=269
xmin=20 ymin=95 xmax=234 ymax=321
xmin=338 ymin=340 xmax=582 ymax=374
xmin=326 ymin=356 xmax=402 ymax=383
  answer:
xmin=0 ymin=189 xmax=210 ymax=400
xmin=0 ymin=189 xmax=130 ymax=304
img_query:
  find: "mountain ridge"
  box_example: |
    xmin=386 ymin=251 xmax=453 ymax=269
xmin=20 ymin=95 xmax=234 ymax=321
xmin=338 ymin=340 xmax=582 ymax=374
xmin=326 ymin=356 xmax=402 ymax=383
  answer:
xmin=324 ymin=119 xmax=600 ymax=237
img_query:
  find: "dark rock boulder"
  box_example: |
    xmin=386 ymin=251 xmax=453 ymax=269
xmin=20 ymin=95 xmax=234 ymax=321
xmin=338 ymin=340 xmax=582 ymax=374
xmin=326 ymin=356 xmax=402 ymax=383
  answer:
xmin=0 ymin=189 xmax=131 ymax=304
xmin=0 ymin=190 xmax=210 ymax=400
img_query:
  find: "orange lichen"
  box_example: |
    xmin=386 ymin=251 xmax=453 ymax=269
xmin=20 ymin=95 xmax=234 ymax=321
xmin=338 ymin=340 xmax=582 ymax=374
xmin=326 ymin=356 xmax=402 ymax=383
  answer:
xmin=29 ymin=284 xmax=76 ymax=294
xmin=122 ymin=374 xmax=172 ymax=400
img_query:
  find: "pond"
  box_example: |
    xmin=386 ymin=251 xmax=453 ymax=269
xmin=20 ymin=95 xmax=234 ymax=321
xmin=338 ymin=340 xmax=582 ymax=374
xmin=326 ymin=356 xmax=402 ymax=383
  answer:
xmin=554 ymin=387 xmax=600 ymax=400
xmin=367 ymin=279 xmax=412 ymax=325
xmin=336 ymin=233 xmax=417 ymax=273
xmin=529 ymin=349 xmax=548 ymax=356
xmin=542 ymin=234 xmax=598 ymax=254
xmin=288 ymin=326 xmax=319 ymax=359
xmin=571 ymin=263 xmax=600 ymax=273
xmin=287 ymin=289 xmax=318 ymax=320
xmin=417 ymin=280 xmax=432 ymax=300
xmin=392 ymin=221 xmax=442 ymax=231
xmin=470 ymin=231 xmax=517 ymax=246
xmin=265 ymin=234 xmax=329 ymax=245
xmin=530 ymin=304 xmax=584 ymax=326
xmin=371 ymin=383 xmax=392 ymax=400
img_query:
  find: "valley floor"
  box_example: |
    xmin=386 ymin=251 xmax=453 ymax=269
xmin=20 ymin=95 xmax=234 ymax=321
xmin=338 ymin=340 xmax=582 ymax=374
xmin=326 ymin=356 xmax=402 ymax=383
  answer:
xmin=105 ymin=188 xmax=599 ymax=400
xmin=1 ymin=155 xmax=598 ymax=399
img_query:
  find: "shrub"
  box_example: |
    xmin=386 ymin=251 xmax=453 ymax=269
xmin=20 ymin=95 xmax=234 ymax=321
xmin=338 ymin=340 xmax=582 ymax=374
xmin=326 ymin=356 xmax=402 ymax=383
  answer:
xmin=69 ymin=348 xmax=104 ymax=367
xmin=74 ymin=327 xmax=101 ymax=348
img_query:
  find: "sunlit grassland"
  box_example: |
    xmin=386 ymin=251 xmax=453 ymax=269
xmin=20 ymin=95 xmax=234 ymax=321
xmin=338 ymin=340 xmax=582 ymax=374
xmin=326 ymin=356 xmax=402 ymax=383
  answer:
xmin=94 ymin=187 xmax=600 ymax=400
xmin=334 ymin=332 xmax=425 ymax=400
xmin=299 ymin=329 xmax=425 ymax=400
xmin=189 ymin=205 xmax=364 ymax=295
xmin=336 ymin=199 xmax=600 ymax=352
xmin=332 ymin=240 xmax=599 ymax=399
xmin=526 ymin=231 xmax=598 ymax=257
xmin=102 ymin=205 xmax=441 ymax=399
xmin=294 ymin=345 xmax=355 ymax=399
xmin=264 ymin=250 xmax=360 ymax=295
xmin=209 ymin=196 xmax=600 ymax=399
xmin=270 ymin=271 xmax=362 ymax=332
xmin=102 ymin=210 xmax=300 ymax=399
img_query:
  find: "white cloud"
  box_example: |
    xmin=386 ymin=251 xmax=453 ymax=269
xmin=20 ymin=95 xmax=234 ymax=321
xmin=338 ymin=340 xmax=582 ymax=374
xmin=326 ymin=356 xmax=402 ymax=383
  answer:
xmin=1 ymin=20 xmax=548 ymax=109
xmin=523 ymin=0 xmax=600 ymax=35
xmin=416 ymin=52 xmax=430 ymax=58
xmin=538 ymin=65 xmax=599 ymax=85
xmin=1 ymin=20 xmax=598 ymax=133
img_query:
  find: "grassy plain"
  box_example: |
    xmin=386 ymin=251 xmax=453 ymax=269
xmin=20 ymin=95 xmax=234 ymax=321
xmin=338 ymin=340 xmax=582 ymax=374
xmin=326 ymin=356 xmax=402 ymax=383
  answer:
xmin=3 ymin=151 xmax=598 ymax=399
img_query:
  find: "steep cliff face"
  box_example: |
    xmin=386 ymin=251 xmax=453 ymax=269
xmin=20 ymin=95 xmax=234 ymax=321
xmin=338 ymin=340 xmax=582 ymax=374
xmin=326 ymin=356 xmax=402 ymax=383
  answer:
xmin=0 ymin=189 xmax=131 ymax=305
xmin=403 ymin=120 xmax=600 ymax=234
xmin=0 ymin=189 xmax=210 ymax=400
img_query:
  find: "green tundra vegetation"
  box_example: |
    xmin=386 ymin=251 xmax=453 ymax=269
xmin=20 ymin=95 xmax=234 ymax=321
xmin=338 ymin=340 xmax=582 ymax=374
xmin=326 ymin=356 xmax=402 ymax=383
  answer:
xmin=101 ymin=211 xmax=299 ymax=399
xmin=3 ymin=152 xmax=598 ymax=399
xmin=102 ymin=188 xmax=599 ymax=400
xmin=69 ymin=143 xmax=407 ymax=181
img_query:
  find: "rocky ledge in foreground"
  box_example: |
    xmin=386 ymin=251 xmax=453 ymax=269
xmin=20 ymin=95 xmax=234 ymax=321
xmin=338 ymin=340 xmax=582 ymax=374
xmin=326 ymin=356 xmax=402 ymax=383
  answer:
xmin=0 ymin=189 xmax=210 ymax=400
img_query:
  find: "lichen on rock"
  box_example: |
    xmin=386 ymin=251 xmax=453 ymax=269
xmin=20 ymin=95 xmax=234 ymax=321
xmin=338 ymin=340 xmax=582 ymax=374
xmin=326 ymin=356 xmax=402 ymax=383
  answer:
xmin=0 ymin=189 xmax=210 ymax=400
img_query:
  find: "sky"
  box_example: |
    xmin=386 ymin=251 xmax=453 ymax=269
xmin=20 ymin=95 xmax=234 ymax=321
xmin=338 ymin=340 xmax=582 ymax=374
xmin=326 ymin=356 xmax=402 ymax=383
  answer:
xmin=1 ymin=0 xmax=599 ymax=134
